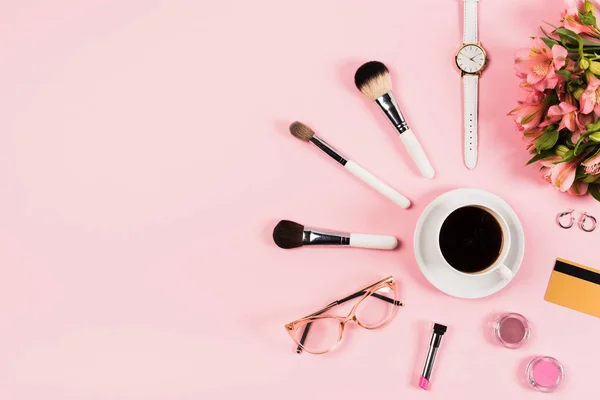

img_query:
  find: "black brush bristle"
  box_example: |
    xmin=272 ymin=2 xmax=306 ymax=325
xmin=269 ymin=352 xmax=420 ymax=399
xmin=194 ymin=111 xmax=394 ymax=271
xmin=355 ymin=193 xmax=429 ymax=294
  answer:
xmin=354 ymin=61 xmax=389 ymax=90
xmin=273 ymin=220 xmax=305 ymax=249
xmin=433 ymin=323 xmax=447 ymax=335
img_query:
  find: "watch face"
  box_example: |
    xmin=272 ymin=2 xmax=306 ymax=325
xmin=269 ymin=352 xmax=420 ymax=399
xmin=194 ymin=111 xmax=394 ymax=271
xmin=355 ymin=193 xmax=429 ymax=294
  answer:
xmin=456 ymin=45 xmax=487 ymax=74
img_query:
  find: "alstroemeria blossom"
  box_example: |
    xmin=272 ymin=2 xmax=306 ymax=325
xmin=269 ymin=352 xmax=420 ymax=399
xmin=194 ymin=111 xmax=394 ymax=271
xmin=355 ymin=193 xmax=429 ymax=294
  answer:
xmin=547 ymin=102 xmax=578 ymax=130
xmin=551 ymin=159 xmax=580 ymax=191
xmin=568 ymin=180 xmax=589 ymax=195
xmin=542 ymin=157 xmax=589 ymax=194
xmin=508 ymin=97 xmax=548 ymax=131
xmin=514 ymin=38 xmax=568 ymax=91
xmin=583 ymin=152 xmax=600 ymax=174
xmin=580 ymin=72 xmax=600 ymax=115
xmin=563 ymin=0 xmax=600 ymax=36
xmin=540 ymin=156 xmax=561 ymax=185
xmin=574 ymin=112 xmax=597 ymax=142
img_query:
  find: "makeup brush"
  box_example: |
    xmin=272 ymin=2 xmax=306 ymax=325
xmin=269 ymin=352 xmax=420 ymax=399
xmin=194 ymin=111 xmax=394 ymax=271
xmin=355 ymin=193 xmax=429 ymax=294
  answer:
xmin=273 ymin=220 xmax=398 ymax=250
xmin=354 ymin=61 xmax=435 ymax=179
xmin=289 ymin=121 xmax=410 ymax=208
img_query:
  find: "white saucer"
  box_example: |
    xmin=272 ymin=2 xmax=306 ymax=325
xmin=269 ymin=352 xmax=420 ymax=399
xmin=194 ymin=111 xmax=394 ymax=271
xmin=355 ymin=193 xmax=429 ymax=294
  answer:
xmin=413 ymin=189 xmax=525 ymax=299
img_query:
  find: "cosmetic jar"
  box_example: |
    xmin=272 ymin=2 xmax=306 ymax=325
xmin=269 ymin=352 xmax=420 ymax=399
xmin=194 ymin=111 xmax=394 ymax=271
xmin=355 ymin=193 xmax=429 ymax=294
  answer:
xmin=526 ymin=356 xmax=564 ymax=392
xmin=493 ymin=313 xmax=530 ymax=349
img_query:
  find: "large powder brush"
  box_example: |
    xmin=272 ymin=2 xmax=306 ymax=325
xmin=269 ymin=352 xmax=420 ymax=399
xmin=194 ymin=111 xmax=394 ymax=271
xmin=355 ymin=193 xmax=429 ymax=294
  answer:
xmin=355 ymin=61 xmax=435 ymax=179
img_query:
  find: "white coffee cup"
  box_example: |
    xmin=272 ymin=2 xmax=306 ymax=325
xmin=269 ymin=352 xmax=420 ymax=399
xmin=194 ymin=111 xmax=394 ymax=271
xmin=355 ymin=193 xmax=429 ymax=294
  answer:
xmin=436 ymin=204 xmax=513 ymax=281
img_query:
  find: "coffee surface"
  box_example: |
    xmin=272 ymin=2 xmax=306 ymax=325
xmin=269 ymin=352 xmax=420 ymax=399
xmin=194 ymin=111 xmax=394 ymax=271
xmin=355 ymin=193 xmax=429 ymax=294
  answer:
xmin=439 ymin=206 xmax=503 ymax=273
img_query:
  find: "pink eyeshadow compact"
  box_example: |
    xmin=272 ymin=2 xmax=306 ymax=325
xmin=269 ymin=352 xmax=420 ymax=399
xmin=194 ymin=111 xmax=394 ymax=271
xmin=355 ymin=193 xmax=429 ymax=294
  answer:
xmin=526 ymin=356 xmax=565 ymax=392
xmin=493 ymin=313 xmax=530 ymax=349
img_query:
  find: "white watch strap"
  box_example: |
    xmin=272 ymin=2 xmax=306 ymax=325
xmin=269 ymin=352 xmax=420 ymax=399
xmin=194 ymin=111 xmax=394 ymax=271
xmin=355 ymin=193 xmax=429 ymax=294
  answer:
xmin=463 ymin=74 xmax=478 ymax=169
xmin=463 ymin=0 xmax=478 ymax=43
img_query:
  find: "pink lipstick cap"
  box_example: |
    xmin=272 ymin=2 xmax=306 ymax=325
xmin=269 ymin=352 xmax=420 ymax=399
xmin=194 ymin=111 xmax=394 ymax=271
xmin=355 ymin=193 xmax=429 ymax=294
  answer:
xmin=419 ymin=376 xmax=429 ymax=390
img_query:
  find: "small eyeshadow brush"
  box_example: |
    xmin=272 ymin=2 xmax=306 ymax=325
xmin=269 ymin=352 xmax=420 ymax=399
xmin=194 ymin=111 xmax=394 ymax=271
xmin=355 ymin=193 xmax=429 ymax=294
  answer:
xmin=355 ymin=61 xmax=435 ymax=179
xmin=273 ymin=220 xmax=398 ymax=250
xmin=289 ymin=121 xmax=410 ymax=208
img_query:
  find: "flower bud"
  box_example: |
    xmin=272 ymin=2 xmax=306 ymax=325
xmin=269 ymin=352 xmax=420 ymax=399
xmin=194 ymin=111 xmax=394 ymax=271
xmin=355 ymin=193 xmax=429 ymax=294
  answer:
xmin=590 ymin=61 xmax=600 ymax=75
xmin=574 ymin=87 xmax=584 ymax=100
xmin=555 ymin=145 xmax=570 ymax=156
xmin=589 ymin=132 xmax=600 ymax=142
xmin=585 ymin=0 xmax=595 ymax=15
xmin=581 ymin=58 xmax=591 ymax=70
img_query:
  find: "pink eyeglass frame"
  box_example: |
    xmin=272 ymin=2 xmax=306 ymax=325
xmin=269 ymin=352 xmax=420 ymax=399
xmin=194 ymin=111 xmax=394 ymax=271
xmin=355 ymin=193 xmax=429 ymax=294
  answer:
xmin=284 ymin=276 xmax=403 ymax=355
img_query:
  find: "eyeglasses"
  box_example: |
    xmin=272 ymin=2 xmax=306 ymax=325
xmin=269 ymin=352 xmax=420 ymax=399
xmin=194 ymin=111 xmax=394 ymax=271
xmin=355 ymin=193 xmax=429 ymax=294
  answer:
xmin=284 ymin=276 xmax=403 ymax=355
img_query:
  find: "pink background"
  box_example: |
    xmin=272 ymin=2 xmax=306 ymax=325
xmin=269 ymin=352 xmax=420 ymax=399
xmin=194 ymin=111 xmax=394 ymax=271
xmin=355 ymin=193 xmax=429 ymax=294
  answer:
xmin=1 ymin=0 xmax=599 ymax=398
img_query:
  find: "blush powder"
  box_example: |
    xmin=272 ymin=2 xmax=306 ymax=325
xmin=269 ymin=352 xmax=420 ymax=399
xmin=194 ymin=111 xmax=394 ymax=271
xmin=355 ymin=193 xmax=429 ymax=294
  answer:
xmin=526 ymin=356 xmax=564 ymax=392
xmin=493 ymin=313 xmax=530 ymax=349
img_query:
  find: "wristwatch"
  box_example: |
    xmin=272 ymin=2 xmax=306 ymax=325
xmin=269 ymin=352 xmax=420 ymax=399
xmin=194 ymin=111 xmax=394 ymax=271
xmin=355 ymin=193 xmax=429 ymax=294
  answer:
xmin=455 ymin=0 xmax=488 ymax=170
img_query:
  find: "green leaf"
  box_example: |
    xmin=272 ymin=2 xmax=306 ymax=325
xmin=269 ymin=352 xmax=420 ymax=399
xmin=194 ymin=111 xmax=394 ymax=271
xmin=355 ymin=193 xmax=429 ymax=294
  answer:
xmin=575 ymin=141 xmax=599 ymax=156
xmin=575 ymin=133 xmax=596 ymax=154
xmin=556 ymin=69 xmax=572 ymax=79
xmin=536 ymin=129 xmax=559 ymax=152
xmin=574 ymin=122 xmax=600 ymax=154
xmin=589 ymin=184 xmax=600 ymax=202
xmin=580 ymin=12 xmax=597 ymax=26
xmin=526 ymin=149 xmax=555 ymax=165
xmin=541 ymin=37 xmax=560 ymax=49
xmin=542 ymin=21 xmax=558 ymax=30
xmin=583 ymin=174 xmax=600 ymax=183
xmin=575 ymin=139 xmax=589 ymax=155
xmin=553 ymin=150 xmax=576 ymax=164
xmin=585 ymin=146 xmax=600 ymax=161
xmin=576 ymin=166 xmax=587 ymax=180
xmin=556 ymin=28 xmax=584 ymax=52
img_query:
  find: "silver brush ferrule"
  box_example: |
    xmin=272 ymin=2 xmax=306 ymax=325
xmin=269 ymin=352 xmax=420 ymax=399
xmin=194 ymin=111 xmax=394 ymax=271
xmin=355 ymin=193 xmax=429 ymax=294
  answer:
xmin=375 ymin=92 xmax=409 ymax=134
xmin=302 ymin=227 xmax=350 ymax=246
xmin=309 ymin=136 xmax=348 ymax=166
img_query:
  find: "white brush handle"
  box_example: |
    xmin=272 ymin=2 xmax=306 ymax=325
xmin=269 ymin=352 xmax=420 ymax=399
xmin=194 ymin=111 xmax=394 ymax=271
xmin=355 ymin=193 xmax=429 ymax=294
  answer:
xmin=399 ymin=129 xmax=435 ymax=179
xmin=344 ymin=160 xmax=411 ymax=208
xmin=349 ymin=233 xmax=398 ymax=250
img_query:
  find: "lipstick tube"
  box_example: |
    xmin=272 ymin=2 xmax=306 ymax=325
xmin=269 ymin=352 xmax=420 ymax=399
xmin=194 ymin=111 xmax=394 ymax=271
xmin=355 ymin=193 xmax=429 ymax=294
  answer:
xmin=419 ymin=323 xmax=447 ymax=390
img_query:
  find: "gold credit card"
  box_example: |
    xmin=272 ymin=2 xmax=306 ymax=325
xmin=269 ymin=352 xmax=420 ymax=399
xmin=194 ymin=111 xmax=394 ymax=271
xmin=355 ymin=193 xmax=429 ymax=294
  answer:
xmin=545 ymin=258 xmax=600 ymax=318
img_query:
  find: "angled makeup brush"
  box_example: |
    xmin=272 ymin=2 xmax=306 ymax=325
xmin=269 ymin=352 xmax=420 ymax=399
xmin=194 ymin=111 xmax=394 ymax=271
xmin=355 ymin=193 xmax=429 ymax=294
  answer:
xmin=355 ymin=61 xmax=435 ymax=179
xmin=273 ymin=220 xmax=398 ymax=250
xmin=289 ymin=121 xmax=410 ymax=208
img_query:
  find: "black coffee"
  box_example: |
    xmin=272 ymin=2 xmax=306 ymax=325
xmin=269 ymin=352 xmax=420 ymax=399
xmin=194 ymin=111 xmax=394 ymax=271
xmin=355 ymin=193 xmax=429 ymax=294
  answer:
xmin=439 ymin=206 xmax=503 ymax=273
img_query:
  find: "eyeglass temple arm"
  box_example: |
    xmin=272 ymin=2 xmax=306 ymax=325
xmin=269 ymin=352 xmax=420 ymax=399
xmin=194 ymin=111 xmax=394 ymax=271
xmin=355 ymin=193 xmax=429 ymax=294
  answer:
xmin=296 ymin=290 xmax=402 ymax=354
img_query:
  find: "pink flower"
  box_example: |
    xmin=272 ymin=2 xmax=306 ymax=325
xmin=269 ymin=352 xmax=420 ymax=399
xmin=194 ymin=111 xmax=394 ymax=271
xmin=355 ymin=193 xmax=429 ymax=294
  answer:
xmin=524 ymin=127 xmax=544 ymax=139
xmin=547 ymin=102 xmax=578 ymax=130
xmin=522 ymin=127 xmax=544 ymax=152
xmin=562 ymin=1 xmax=600 ymax=36
xmin=583 ymin=152 xmax=600 ymax=174
xmin=540 ymin=156 xmax=561 ymax=184
xmin=514 ymin=38 xmax=568 ymax=91
xmin=509 ymin=97 xmax=549 ymax=131
xmin=540 ymin=157 xmax=580 ymax=192
xmin=565 ymin=58 xmax=580 ymax=74
xmin=526 ymin=90 xmax=544 ymax=103
xmin=574 ymin=112 xmax=597 ymax=142
xmin=580 ymin=72 xmax=600 ymax=115
xmin=552 ymin=162 xmax=578 ymax=191
xmin=552 ymin=160 xmax=579 ymax=191
xmin=568 ymin=180 xmax=589 ymax=195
